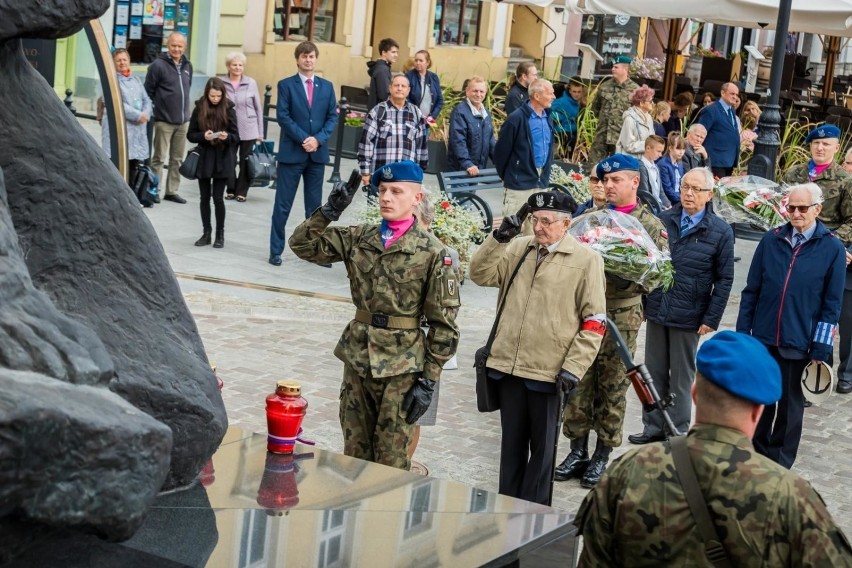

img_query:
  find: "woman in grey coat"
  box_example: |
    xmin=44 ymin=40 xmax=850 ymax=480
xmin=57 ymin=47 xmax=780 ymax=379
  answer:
xmin=221 ymin=51 xmax=264 ymax=202
xmin=101 ymin=48 xmax=153 ymax=171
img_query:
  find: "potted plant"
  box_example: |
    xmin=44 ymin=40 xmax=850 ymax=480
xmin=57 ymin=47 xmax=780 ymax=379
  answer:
xmin=328 ymin=110 xmax=365 ymax=159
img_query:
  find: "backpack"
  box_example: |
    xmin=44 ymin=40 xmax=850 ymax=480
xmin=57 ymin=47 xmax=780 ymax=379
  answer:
xmin=131 ymin=165 xmax=159 ymax=208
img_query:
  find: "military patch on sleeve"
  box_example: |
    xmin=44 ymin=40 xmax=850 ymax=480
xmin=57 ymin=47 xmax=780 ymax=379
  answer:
xmin=443 ymin=255 xmax=453 ymax=266
xmin=447 ymin=278 xmax=457 ymax=296
xmin=660 ymin=229 xmax=668 ymax=240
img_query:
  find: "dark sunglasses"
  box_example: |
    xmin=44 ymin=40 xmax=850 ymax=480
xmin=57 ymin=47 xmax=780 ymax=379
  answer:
xmin=785 ymin=204 xmax=817 ymax=214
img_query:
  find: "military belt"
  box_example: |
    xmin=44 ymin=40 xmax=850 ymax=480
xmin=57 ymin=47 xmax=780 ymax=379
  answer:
xmin=354 ymin=309 xmax=420 ymax=330
xmin=606 ymin=295 xmax=643 ymax=309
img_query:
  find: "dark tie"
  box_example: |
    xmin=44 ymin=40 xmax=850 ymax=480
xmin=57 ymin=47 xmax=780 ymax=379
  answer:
xmin=680 ymin=215 xmax=692 ymax=236
xmin=727 ymin=106 xmax=737 ymax=128
xmin=306 ymin=79 xmax=314 ymax=108
xmin=794 ymin=233 xmax=805 ymax=248
xmin=536 ymin=248 xmax=549 ymax=267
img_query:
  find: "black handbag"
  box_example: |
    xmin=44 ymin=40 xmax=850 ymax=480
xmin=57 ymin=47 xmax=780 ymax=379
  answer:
xmin=474 ymin=247 xmax=534 ymax=412
xmin=179 ymin=146 xmax=200 ymax=180
xmin=247 ymin=141 xmax=277 ymax=187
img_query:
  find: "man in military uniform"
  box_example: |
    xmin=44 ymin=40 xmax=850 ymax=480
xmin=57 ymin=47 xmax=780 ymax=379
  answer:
xmin=587 ymin=56 xmax=639 ymax=169
xmin=288 ymin=160 xmax=460 ymax=471
xmin=575 ymin=331 xmax=852 ymax=566
xmin=470 ymin=190 xmax=607 ymax=505
xmin=782 ymin=124 xmax=852 ymax=395
xmin=555 ymin=153 xmax=668 ymax=488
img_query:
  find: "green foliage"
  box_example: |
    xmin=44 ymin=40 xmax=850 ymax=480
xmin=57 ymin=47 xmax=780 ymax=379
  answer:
xmin=571 ymin=79 xmax=599 ymax=164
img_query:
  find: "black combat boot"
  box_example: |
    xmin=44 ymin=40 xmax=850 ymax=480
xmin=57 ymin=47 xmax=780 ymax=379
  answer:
xmin=194 ymin=230 xmax=211 ymax=246
xmin=580 ymin=439 xmax=613 ymax=488
xmin=554 ymin=435 xmax=590 ymax=481
xmin=213 ymin=228 xmax=224 ymax=249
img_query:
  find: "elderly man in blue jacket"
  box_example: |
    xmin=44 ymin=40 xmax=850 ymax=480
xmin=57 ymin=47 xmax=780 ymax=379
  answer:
xmin=448 ymin=76 xmax=496 ymax=175
xmin=494 ymin=79 xmax=555 ymax=221
xmin=696 ymin=82 xmax=741 ymax=178
xmin=628 ymin=167 xmax=734 ymax=445
xmin=737 ymin=183 xmax=847 ymax=468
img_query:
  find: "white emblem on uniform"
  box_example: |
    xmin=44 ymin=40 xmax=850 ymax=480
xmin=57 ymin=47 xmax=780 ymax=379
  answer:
xmin=447 ymin=279 xmax=456 ymax=296
xmin=602 ymin=162 xmax=612 ymax=172
xmin=818 ymin=128 xmax=825 ymax=137
xmin=382 ymin=166 xmax=393 ymax=179
xmin=536 ymin=194 xmax=545 ymax=207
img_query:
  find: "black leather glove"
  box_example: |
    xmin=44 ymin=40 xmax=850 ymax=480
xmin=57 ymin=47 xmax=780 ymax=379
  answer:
xmin=492 ymin=203 xmax=531 ymax=243
xmin=556 ymin=369 xmax=580 ymax=397
xmin=320 ymin=169 xmax=361 ymax=221
xmin=402 ymin=377 xmax=436 ymax=424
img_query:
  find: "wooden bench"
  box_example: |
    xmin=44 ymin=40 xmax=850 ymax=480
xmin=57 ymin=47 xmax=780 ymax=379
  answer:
xmin=437 ymin=168 xmax=504 ymax=234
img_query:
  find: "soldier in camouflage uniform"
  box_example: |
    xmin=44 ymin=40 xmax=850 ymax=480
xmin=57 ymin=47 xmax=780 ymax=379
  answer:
xmin=782 ymin=125 xmax=852 ymax=395
xmin=575 ymin=331 xmax=852 ymax=566
xmin=555 ymin=154 xmax=668 ymax=488
xmin=289 ymin=161 xmax=460 ymax=471
xmin=587 ymin=56 xmax=639 ymax=169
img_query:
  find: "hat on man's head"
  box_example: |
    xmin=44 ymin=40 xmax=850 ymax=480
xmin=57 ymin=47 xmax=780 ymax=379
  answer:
xmin=805 ymin=124 xmax=841 ymax=144
xmin=612 ymin=55 xmax=632 ymax=65
xmin=595 ymin=153 xmax=639 ymax=179
xmin=371 ymin=160 xmax=424 ymax=188
xmin=527 ymin=190 xmax=578 ymax=215
xmin=695 ymin=331 xmax=781 ymax=405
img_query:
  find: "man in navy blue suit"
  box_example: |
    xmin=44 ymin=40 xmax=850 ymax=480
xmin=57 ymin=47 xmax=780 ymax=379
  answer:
xmin=269 ymin=41 xmax=338 ymax=266
xmin=696 ymin=82 xmax=741 ymax=178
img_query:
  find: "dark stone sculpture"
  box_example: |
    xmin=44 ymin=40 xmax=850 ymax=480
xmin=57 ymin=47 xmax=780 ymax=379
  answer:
xmin=0 ymin=0 xmax=228 ymax=549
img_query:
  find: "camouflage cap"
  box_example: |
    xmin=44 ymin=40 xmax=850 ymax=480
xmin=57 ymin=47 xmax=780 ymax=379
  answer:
xmin=696 ymin=331 xmax=781 ymax=405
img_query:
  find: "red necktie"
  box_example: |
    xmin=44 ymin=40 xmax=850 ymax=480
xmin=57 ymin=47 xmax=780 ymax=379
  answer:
xmin=306 ymin=79 xmax=314 ymax=108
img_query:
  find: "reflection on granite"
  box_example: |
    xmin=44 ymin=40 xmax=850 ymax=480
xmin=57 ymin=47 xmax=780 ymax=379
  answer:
xmin=1 ymin=427 xmax=578 ymax=567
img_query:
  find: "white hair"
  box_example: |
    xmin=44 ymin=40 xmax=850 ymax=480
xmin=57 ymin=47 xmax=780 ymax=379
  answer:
xmin=683 ymin=167 xmax=714 ymax=189
xmin=787 ymin=182 xmax=823 ymax=205
xmin=225 ymin=51 xmax=247 ymax=66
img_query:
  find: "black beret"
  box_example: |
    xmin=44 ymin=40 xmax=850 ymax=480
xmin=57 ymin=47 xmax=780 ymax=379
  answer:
xmin=527 ymin=190 xmax=578 ymax=215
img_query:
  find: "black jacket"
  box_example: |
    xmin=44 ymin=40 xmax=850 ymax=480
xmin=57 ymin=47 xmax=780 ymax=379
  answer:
xmin=144 ymin=53 xmax=193 ymax=125
xmin=683 ymin=145 xmax=710 ymax=172
xmin=493 ymin=104 xmax=553 ymax=190
xmin=645 ymin=204 xmax=735 ymax=330
xmin=504 ymin=82 xmax=529 ymax=116
xmin=448 ymin=101 xmax=496 ymax=171
xmin=186 ymin=102 xmax=239 ymax=180
xmin=367 ymin=59 xmax=392 ymax=110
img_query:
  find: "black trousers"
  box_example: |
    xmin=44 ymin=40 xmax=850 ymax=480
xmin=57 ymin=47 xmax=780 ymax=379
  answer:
xmin=228 ymin=140 xmax=256 ymax=198
xmin=753 ymin=346 xmax=807 ymax=469
xmin=837 ymin=287 xmax=852 ymax=382
xmin=198 ymin=178 xmax=227 ymax=232
xmin=497 ymin=374 xmax=558 ymax=505
xmin=711 ymin=166 xmax=733 ymax=178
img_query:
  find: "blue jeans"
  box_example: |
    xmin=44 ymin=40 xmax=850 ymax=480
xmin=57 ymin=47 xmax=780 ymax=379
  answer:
xmin=269 ymin=160 xmax=324 ymax=256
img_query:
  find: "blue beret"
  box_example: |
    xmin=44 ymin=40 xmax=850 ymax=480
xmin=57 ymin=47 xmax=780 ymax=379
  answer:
xmin=528 ymin=190 xmax=578 ymax=214
xmin=596 ymin=153 xmax=640 ymax=179
xmin=371 ymin=160 xmax=423 ymax=188
xmin=695 ymin=331 xmax=781 ymax=405
xmin=805 ymin=124 xmax=841 ymax=144
xmin=612 ymin=55 xmax=632 ymax=65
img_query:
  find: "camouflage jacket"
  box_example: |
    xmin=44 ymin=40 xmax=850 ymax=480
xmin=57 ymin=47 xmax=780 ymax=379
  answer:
xmin=575 ymin=424 xmax=852 ymax=567
xmin=782 ymin=162 xmax=852 ymax=244
xmin=289 ymin=211 xmax=460 ymax=381
xmin=582 ymin=203 xmax=668 ymax=303
xmin=591 ymin=77 xmax=639 ymax=146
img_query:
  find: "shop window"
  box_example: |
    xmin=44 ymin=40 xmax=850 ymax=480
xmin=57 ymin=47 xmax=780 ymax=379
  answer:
xmin=433 ymin=0 xmax=481 ymax=46
xmin=112 ymin=0 xmax=193 ymax=64
xmin=273 ymin=0 xmax=337 ymax=43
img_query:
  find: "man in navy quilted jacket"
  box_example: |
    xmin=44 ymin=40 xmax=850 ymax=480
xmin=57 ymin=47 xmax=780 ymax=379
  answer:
xmin=628 ymin=167 xmax=734 ymax=445
xmin=737 ymin=183 xmax=847 ymax=468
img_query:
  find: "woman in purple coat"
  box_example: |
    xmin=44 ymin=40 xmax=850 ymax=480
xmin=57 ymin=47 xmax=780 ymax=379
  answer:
xmin=222 ymin=52 xmax=264 ymax=202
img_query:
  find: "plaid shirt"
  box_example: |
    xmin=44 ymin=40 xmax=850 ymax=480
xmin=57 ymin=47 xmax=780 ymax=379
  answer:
xmin=357 ymin=101 xmax=429 ymax=175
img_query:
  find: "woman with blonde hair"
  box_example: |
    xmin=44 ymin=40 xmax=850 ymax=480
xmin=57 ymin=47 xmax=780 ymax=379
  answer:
xmin=221 ymin=51 xmax=263 ymax=202
xmin=616 ymin=84 xmax=656 ymax=158
xmin=651 ymin=101 xmax=670 ymax=139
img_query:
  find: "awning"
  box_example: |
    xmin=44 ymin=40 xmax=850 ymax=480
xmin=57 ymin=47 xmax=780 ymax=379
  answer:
xmin=566 ymin=0 xmax=852 ymax=37
xmin=483 ymin=0 xmax=557 ymax=5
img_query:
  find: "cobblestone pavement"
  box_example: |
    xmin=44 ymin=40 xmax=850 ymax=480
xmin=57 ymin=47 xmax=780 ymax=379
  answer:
xmin=143 ymin=141 xmax=852 ymax=533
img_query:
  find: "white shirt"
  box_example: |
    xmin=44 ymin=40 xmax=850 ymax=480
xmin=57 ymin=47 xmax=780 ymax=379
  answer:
xmin=641 ymin=156 xmax=662 ymax=199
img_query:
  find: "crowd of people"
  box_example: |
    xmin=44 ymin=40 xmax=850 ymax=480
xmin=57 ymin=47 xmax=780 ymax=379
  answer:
xmin=108 ymin=36 xmax=852 ymax=563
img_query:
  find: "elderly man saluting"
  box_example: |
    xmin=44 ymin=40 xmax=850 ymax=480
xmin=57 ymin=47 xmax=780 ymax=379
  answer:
xmin=470 ymin=191 xmax=607 ymax=505
xmin=555 ymin=153 xmax=668 ymax=488
xmin=737 ymin=182 xmax=847 ymax=468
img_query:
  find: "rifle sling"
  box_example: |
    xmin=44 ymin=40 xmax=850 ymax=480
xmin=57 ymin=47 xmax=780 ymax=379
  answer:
xmin=669 ymin=435 xmax=733 ymax=568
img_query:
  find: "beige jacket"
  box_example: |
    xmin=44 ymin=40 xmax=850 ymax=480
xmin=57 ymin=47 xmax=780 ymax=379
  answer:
xmin=470 ymin=233 xmax=607 ymax=382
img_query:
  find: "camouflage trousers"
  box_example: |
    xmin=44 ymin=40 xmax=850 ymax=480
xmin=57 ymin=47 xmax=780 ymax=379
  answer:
xmin=587 ymin=131 xmax=616 ymax=174
xmin=562 ymin=303 xmax=642 ymax=447
xmin=339 ymin=364 xmax=417 ymax=471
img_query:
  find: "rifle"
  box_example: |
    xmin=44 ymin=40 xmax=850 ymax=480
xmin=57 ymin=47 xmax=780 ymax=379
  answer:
xmin=606 ymin=317 xmax=682 ymax=438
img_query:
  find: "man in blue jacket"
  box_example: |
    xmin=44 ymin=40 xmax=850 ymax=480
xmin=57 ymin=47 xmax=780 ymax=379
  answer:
xmin=448 ymin=75 xmax=495 ymax=174
xmin=628 ymin=167 xmax=734 ymax=444
xmin=696 ymin=82 xmax=741 ymax=178
xmin=268 ymin=41 xmax=338 ymax=267
xmin=494 ymin=79 xmax=555 ymax=221
xmin=737 ymin=183 xmax=847 ymax=468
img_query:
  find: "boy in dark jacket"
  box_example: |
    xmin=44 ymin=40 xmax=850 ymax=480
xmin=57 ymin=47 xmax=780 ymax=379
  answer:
xmin=367 ymin=38 xmax=398 ymax=110
xmin=737 ymin=183 xmax=847 ymax=469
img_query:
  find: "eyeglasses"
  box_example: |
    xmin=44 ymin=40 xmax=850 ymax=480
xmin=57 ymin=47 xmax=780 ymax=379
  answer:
xmin=785 ymin=204 xmax=818 ymax=214
xmin=529 ymin=215 xmax=563 ymax=227
xmin=680 ymin=184 xmax=712 ymax=194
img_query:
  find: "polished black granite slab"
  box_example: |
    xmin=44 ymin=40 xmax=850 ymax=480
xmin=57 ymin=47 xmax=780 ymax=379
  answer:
xmin=2 ymin=427 xmax=578 ymax=567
